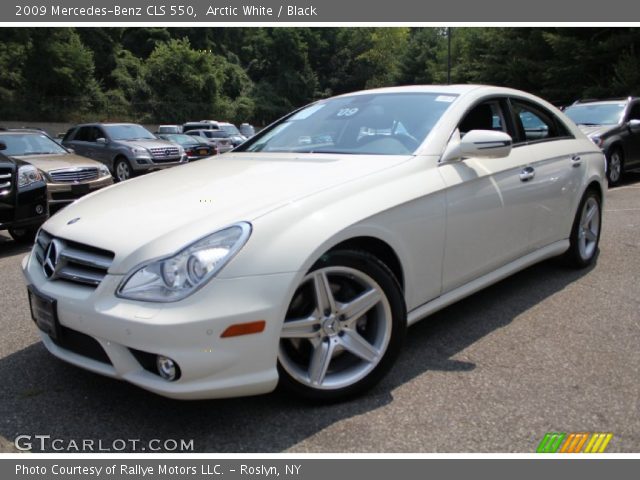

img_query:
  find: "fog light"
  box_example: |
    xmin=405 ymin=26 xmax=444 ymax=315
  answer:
xmin=156 ymin=355 xmax=178 ymax=381
xmin=35 ymin=204 xmax=44 ymax=215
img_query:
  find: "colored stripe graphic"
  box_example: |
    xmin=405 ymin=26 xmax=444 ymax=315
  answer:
xmin=537 ymin=432 xmax=613 ymax=453
xmin=536 ymin=433 xmax=566 ymax=453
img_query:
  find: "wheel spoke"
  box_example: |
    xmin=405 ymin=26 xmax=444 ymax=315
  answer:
xmin=281 ymin=315 xmax=320 ymax=339
xmin=583 ymin=204 xmax=596 ymax=226
xmin=585 ymin=229 xmax=597 ymax=242
xmin=308 ymin=339 xmax=335 ymax=385
xmin=313 ymin=271 xmax=336 ymax=314
xmin=340 ymin=330 xmax=380 ymax=363
xmin=339 ymin=288 xmax=382 ymax=328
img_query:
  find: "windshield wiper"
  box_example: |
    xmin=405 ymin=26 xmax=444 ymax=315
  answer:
xmin=22 ymin=151 xmax=58 ymax=155
xmin=577 ymin=122 xmax=602 ymax=126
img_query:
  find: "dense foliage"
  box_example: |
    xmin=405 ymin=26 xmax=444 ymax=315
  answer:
xmin=1 ymin=27 xmax=639 ymax=125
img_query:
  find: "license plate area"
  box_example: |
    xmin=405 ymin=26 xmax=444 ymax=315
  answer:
xmin=27 ymin=286 xmax=60 ymax=339
xmin=71 ymin=183 xmax=91 ymax=195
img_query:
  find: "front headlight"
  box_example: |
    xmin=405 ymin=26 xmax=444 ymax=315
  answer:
xmin=130 ymin=147 xmax=150 ymax=157
xmin=17 ymin=165 xmax=43 ymax=188
xmin=117 ymin=222 xmax=251 ymax=302
xmin=98 ymin=165 xmax=111 ymax=177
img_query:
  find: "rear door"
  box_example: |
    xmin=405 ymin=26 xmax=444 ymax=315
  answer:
xmin=508 ymin=98 xmax=581 ymax=249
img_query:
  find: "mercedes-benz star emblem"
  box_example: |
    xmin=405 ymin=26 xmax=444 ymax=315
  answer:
xmin=43 ymin=239 xmax=63 ymax=280
xmin=165 ymin=149 xmax=171 ymax=156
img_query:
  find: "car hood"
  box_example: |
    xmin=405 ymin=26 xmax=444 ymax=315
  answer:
xmin=576 ymin=124 xmax=616 ymax=138
xmin=13 ymin=153 xmax=104 ymax=172
xmin=117 ymin=139 xmax=179 ymax=149
xmin=43 ymin=152 xmax=412 ymax=274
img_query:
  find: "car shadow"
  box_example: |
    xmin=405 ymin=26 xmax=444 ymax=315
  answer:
xmin=0 ymin=258 xmax=595 ymax=453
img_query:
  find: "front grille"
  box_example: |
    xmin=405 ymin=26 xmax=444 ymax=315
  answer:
xmin=49 ymin=168 xmax=99 ymax=183
xmin=34 ymin=230 xmax=114 ymax=287
xmin=149 ymin=146 xmax=180 ymax=158
xmin=151 ymin=157 xmax=181 ymax=164
xmin=0 ymin=169 xmax=12 ymax=196
xmin=51 ymin=325 xmax=112 ymax=365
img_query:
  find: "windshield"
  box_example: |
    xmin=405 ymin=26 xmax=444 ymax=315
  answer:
xmin=0 ymin=133 xmax=68 ymax=156
xmin=163 ymin=134 xmax=199 ymax=145
xmin=564 ymin=103 xmax=625 ymax=126
xmin=104 ymin=124 xmax=156 ymax=140
xmin=220 ymin=124 xmax=241 ymax=135
xmin=237 ymin=92 xmax=458 ymax=155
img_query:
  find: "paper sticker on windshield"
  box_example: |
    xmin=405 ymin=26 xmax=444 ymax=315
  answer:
xmin=336 ymin=107 xmax=359 ymax=117
xmin=436 ymin=95 xmax=456 ymax=103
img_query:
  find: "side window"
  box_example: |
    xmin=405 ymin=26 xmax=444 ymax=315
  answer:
xmin=511 ymin=100 xmax=570 ymax=143
xmin=74 ymin=127 xmax=91 ymax=142
xmin=459 ymin=101 xmax=509 ymax=137
xmin=627 ymin=102 xmax=640 ymax=121
xmin=94 ymin=127 xmax=107 ymax=141
xmin=62 ymin=128 xmax=75 ymax=142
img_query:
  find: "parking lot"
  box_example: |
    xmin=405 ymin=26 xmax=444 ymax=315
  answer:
xmin=0 ymin=174 xmax=638 ymax=453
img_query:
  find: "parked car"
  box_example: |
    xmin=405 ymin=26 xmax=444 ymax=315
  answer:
xmin=182 ymin=121 xmax=220 ymax=133
xmin=0 ymin=129 xmax=113 ymax=212
xmin=156 ymin=125 xmax=182 ymax=134
xmin=239 ymin=123 xmax=256 ymax=138
xmin=62 ymin=123 xmax=187 ymax=182
xmin=0 ymin=147 xmax=47 ymax=243
xmin=564 ymin=97 xmax=640 ymax=186
xmin=186 ymin=129 xmax=234 ymax=153
xmin=22 ymin=85 xmax=605 ymax=401
xmin=156 ymin=133 xmax=217 ymax=160
xmin=217 ymin=122 xmax=247 ymax=147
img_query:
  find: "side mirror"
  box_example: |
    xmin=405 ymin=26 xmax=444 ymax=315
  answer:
xmin=441 ymin=130 xmax=512 ymax=163
xmin=66 ymin=148 xmax=75 ymax=154
xmin=96 ymin=137 xmax=108 ymax=145
xmin=628 ymin=119 xmax=640 ymax=133
xmin=0 ymin=141 xmax=6 ymax=151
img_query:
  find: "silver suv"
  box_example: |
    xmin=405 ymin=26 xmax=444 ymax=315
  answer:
xmin=63 ymin=123 xmax=187 ymax=182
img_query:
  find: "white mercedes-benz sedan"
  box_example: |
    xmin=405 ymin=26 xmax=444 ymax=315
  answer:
xmin=23 ymin=85 xmax=605 ymax=401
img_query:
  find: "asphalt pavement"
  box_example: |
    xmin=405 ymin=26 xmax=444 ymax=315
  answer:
xmin=0 ymin=174 xmax=638 ymax=453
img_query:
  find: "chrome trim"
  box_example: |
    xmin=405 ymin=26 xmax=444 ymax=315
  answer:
xmin=60 ymin=246 xmax=112 ymax=270
xmin=0 ymin=181 xmax=10 ymax=189
xmin=0 ymin=173 xmax=11 ymax=179
xmin=49 ymin=167 xmax=99 ymax=183
xmin=33 ymin=230 xmax=114 ymax=288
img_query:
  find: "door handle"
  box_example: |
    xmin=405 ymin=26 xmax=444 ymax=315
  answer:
xmin=571 ymin=155 xmax=582 ymax=167
xmin=519 ymin=166 xmax=535 ymax=182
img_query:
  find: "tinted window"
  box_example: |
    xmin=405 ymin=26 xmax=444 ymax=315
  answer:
xmin=74 ymin=126 xmax=94 ymax=142
xmin=511 ymin=100 xmax=569 ymax=143
xmin=459 ymin=101 xmax=508 ymax=135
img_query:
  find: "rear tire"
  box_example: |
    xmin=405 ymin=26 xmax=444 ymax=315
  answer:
xmin=562 ymin=190 xmax=602 ymax=268
xmin=278 ymin=250 xmax=406 ymax=401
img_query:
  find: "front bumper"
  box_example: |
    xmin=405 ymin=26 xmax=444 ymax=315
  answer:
xmin=22 ymin=252 xmax=297 ymax=399
xmin=131 ymin=155 xmax=188 ymax=172
xmin=47 ymin=176 xmax=113 ymax=205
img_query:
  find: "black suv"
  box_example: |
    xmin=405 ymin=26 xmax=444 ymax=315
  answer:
xmin=0 ymin=146 xmax=48 ymax=243
xmin=564 ymin=97 xmax=640 ymax=186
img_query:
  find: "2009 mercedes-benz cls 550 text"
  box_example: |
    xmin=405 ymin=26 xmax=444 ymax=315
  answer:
xmin=22 ymin=85 xmax=606 ymax=400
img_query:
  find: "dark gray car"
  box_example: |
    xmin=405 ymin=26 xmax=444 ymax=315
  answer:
xmin=564 ymin=97 xmax=640 ymax=186
xmin=62 ymin=123 xmax=187 ymax=182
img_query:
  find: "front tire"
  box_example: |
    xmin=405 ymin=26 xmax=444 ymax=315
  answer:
xmin=278 ymin=250 xmax=406 ymax=401
xmin=562 ymin=190 xmax=602 ymax=268
xmin=114 ymin=157 xmax=134 ymax=182
xmin=606 ymin=147 xmax=623 ymax=187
